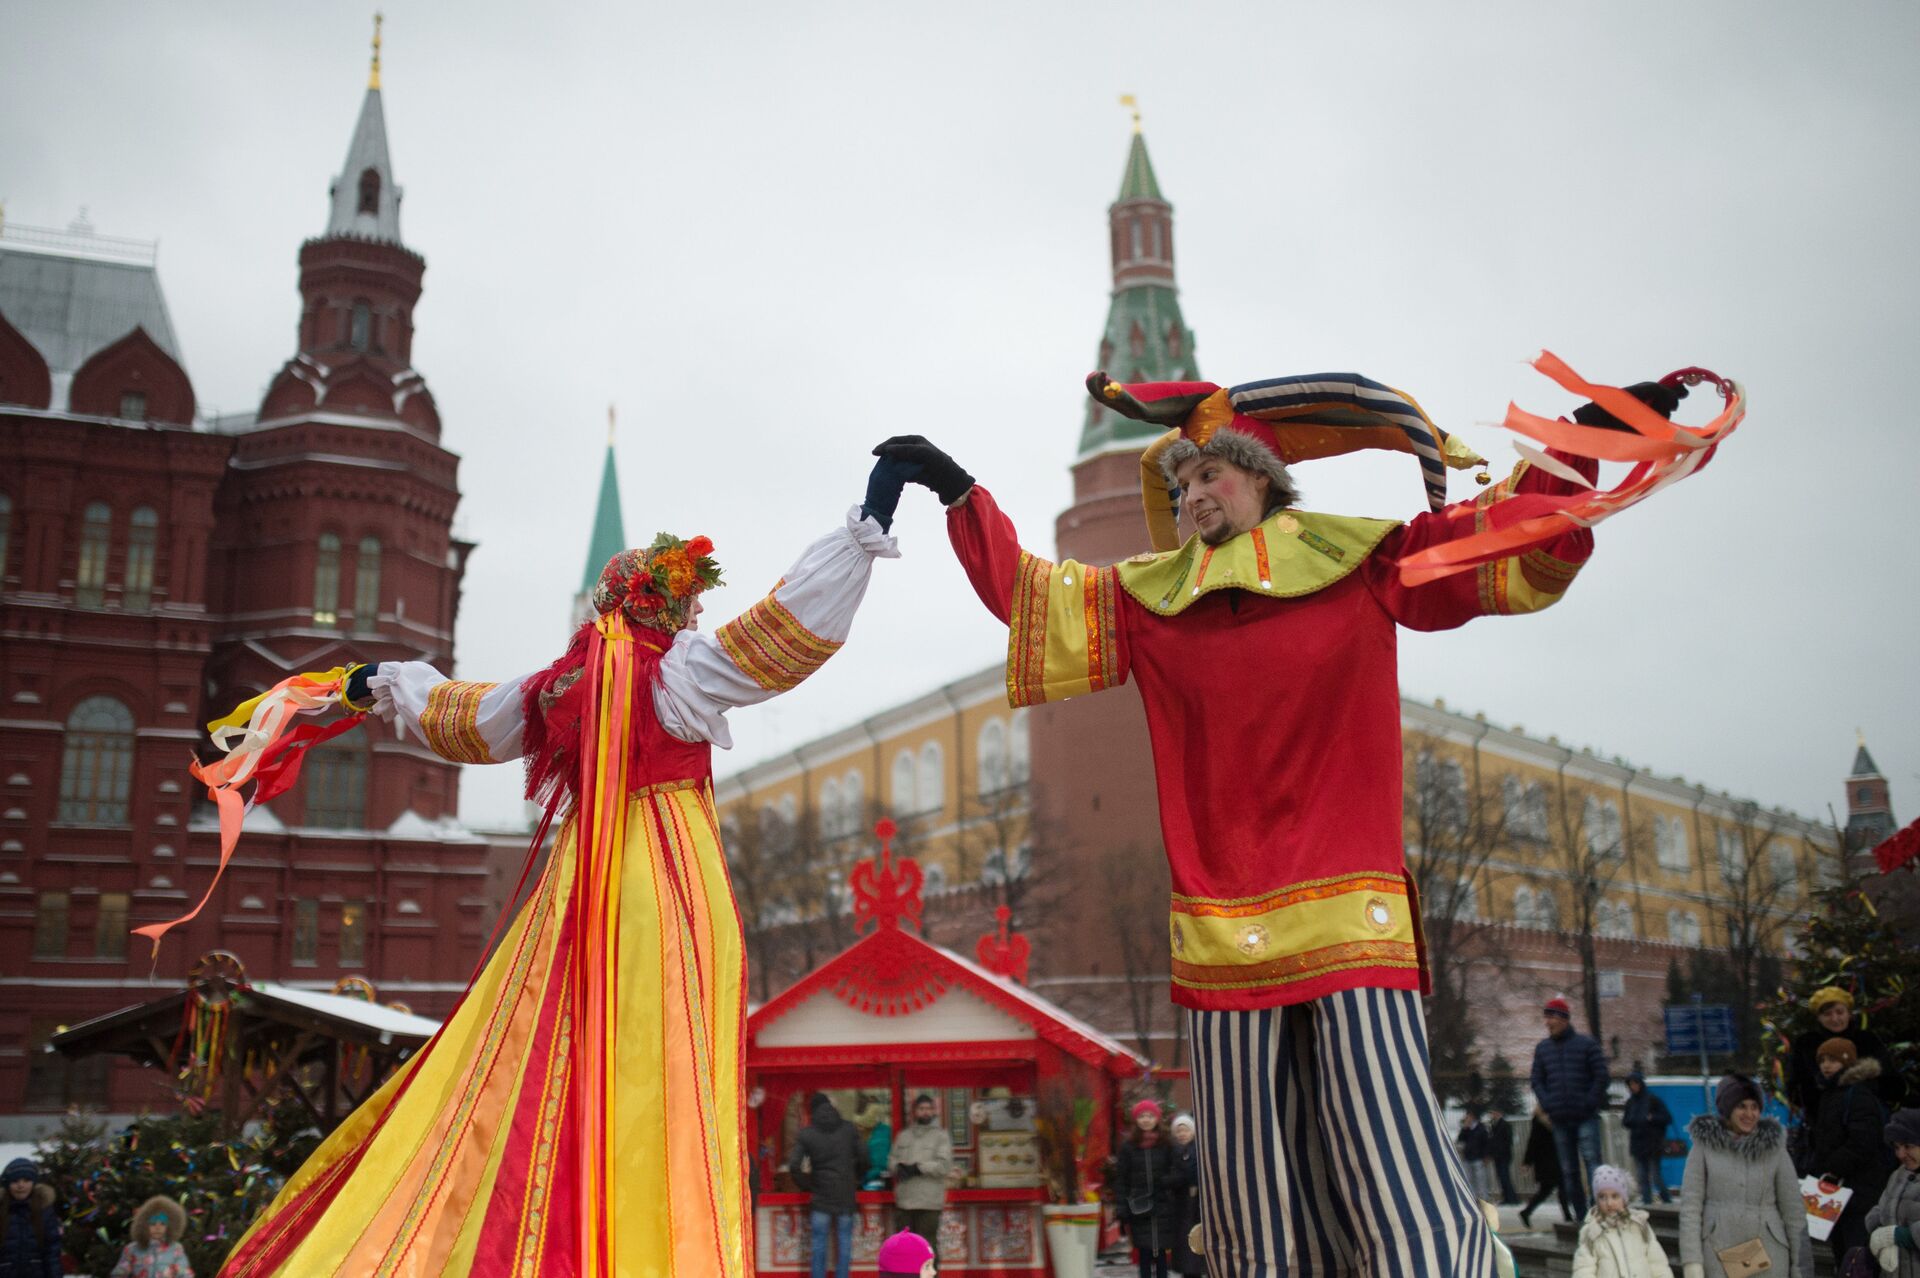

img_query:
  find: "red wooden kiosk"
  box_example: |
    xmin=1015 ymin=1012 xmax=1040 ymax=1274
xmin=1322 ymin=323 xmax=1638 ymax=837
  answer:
xmin=746 ymin=821 xmax=1148 ymax=1277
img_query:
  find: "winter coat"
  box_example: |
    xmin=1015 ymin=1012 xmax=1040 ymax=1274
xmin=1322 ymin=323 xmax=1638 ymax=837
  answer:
xmin=1524 ymin=1114 xmax=1562 ymax=1189
xmin=1110 ymin=1136 xmax=1182 ymax=1254
xmin=1809 ymin=1058 xmax=1894 ymax=1189
xmin=1489 ymin=1117 xmax=1515 ymax=1165
xmin=1786 ymin=1022 xmax=1891 ymax=1115
xmin=1624 ymin=1090 xmax=1676 ymax=1161
xmin=111 ymin=1240 xmax=195 ymax=1278
xmin=1678 ymin=1114 xmax=1807 ymax=1278
xmin=1533 ymin=1027 xmax=1611 ymax=1125
xmin=0 ymin=1183 xmax=61 ymax=1278
xmin=789 ymin=1099 xmax=869 ymax=1215
xmin=1862 ymin=1166 xmax=1920 ymax=1278
xmin=888 ymin=1118 xmax=954 ymax=1212
xmin=1570 ymin=1208 xmax=1676 ymax=1278
xmin=1169 ymin=1141 xmax=1205 ymax=1275
xmin=1458 ymin=1121 xmax=1490 ymax=1163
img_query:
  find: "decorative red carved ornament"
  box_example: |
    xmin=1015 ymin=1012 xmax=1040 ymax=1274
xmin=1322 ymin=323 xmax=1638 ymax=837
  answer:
xmin=975 ymin=905 xmax=1031 ymax=985
xmin=849 ymin=817 xmax=923 ymax=934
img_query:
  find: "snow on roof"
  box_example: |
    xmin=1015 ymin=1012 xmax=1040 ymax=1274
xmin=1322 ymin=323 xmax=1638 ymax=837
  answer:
xmin=250 ymin=982 xmax=440 ymax=1039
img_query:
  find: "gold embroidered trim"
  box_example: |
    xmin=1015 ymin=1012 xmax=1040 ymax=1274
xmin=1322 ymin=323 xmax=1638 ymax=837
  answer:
xmin=1006 ymin=552 xmax=1053 ymax=708
xmin=421 ymin=680 xmax=497 ymax=764
xmin=1171 ymin=874 xmax=1408 ymax=919
xmin=1170 ymin=871 xmax=1405 ymax=911
xmin=1172 ymin=939 xmax=1421 ymax=989
xmin=716 ymin=593 xmax=841 ymax=693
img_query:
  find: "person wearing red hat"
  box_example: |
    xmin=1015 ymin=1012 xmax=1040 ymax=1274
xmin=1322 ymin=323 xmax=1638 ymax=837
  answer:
xmin=1533 ymin=996 xmax=1612 ymax=1220
xmin=878 ymin=359 xmax=1722 ymax=1277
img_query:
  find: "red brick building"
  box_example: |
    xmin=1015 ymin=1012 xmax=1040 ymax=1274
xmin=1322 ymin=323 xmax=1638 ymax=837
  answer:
xmin=0 ymin=66 xmax=491 ymax=1138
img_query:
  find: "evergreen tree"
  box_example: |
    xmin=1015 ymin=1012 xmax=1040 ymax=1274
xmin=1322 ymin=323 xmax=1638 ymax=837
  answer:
xmin=1486 ymin=1052 xmax=1525 ymax=1116
xmin=1759 ymin=882 xmax=1918 ymax=1103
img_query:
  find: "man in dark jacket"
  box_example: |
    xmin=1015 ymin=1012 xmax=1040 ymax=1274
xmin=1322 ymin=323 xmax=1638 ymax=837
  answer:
xmin=1622 ymin=1072 xmax=1674 ymax=1204
xmin=789 ymin=1093 xmax=868 ymax=1278
xmin=1530 ymin=996 xmax=1609 ymax=1219
xmin=1485 ymin=1110 xmax=1518 ymax=1204
xmin=2 ymin=1157 xmax=61 ymax=1278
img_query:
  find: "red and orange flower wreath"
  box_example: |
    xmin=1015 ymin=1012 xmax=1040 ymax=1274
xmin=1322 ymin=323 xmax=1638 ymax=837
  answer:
xmin=590 ymin=533 xmax=722 ymax=635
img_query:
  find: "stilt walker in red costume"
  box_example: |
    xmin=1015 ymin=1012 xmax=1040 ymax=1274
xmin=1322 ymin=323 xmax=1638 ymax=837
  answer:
xmin=878 ymin=355 xmax=1742 ymax=1278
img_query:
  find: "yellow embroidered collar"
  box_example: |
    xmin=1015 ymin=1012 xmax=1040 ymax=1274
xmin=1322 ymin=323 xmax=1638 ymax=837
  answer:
xmin=1115 ymin=509 xmax=1401 ymax=616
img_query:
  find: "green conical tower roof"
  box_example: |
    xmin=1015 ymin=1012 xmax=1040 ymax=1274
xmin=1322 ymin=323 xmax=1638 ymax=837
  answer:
xmin=1078 ymin=126 xmax=1198 ymax=457
xmin=579 ymin=436 xmax=626 ymax=594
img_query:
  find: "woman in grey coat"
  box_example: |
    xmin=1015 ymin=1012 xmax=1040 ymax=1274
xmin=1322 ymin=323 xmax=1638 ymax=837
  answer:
xmin=1678 ymin=1075 xmax=1806 ymax=1278
xmin=1864 ymin=1108 xmax=1920 ymax=1277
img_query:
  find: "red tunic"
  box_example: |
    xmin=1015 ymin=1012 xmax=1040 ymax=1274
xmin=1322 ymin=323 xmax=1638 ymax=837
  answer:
xmin=948 ymin=454 xmax=1596 ymax=1011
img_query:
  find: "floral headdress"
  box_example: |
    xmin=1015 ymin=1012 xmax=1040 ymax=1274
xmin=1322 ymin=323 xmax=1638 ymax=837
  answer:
xmin=591 ymin=533 xmax=722 ymax=635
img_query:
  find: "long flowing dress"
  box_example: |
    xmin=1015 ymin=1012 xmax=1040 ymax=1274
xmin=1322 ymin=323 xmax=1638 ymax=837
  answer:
xmin=221 ymin=510 xmax=896 ymax=1278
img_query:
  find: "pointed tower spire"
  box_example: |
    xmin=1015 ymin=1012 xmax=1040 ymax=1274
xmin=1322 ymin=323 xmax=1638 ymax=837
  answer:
xmin=573 ymin=408 xmax=628 ymax=625
xmin=1076 ymin=101 xmax=1198 ymax=458
xmin=328 ymin=15 xmax=403 ymax=243
xmin=1843 ymin=732 xmax=1897 ymax=860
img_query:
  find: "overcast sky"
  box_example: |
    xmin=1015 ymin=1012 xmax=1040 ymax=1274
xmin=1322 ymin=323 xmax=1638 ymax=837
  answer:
xmin=5 ymin=2 xmax=1915 ymax=835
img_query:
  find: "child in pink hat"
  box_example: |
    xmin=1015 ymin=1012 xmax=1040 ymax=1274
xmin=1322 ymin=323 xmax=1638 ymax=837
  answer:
xmin=877 ymin=1227 xmax=937 ymax=1277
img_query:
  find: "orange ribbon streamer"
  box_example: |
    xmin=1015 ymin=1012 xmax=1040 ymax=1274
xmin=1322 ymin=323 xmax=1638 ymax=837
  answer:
xmin=1396 ymin=351 xmax=1743 ymax=586
xmin=136 ymin=671 xmax=358 ymax=962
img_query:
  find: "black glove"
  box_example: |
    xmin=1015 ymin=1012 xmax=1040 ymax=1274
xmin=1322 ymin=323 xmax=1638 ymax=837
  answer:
xmin=343 ymin=662 xmax=384 ymax=711
xmin=1571 ymin=380 xmax=1687 ymax=432
xmin=861 ymin=455 xmax=922 ymax=532
xmin=898 ymin=1163 xmax=920 ymax=1178
xmin=873 ymin=435 xmax=975 ymax=505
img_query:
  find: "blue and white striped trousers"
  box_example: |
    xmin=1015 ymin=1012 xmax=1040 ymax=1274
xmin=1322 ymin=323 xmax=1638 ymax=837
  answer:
xmin=1188 ymin=987 xmax=1497 ymax=1277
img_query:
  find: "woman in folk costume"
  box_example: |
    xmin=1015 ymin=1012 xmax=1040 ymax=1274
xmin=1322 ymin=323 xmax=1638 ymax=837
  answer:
xmin=213 ymin=467 xmax=911 ymax=1276
xmin=879 ymin=354 xmax=1742 ymax=1278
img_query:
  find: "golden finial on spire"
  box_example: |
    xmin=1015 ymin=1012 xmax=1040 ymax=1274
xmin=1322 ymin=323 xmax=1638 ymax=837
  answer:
xmin=607 ymin=403 xmax=616 ymax=447
xmin=1857 ymin=727 xmax=1866 ymax=748
xmin=369 ymin=13 xmax=384 ymax=90
xmin=1119 ymin=93 xmax=1142 ymax=134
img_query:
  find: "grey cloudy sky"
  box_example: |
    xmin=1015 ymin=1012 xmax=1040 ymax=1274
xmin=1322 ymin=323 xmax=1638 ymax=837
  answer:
xmin=5 ymin=1 xmax=1915 ymax=834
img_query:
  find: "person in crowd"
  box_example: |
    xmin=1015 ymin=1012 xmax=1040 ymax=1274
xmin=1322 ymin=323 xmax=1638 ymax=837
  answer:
xmin=1 ymin=1157 xmax=61 ymax=1278
xmin=1110 ymin=1100 xmax=1180 ymax=1278
xmin=1521 ymin=1107 xmax=1572 ymax=1230
xmin=876 ymin=1229 xmax=937 ymax=1278
xmin=1533 ymin=995 xmax=1611 ymax=1219
xmin=1458 ymin=1108 xmax=1493 ymax=1200
xmin=1572 ymin=1165 xmax=1674 ymax=1278
xmin=1865 ymin=1108 xmax=1920 ymax=1277
xmin=1167 ymin=1114 xmax=1205 ymax=1276
xmin=790 ymin=1092 xmax=869 ymax=1278
xmin=1807 ymin=1037 xmax=1895 ymax=1264
xmin=1487 ymin=1108 xmax=1518 ymax=1205
xmin=860 ymin=1096 xmax=895 ymax=1192
xmin=111 ymin=1196 xmax=192 ymax=1278
xmin=1623 ymin=1073 xmax=1676 ymax=1205
xmin=888 ymin=1094 xmax=953 ymax=1253
xmin=1787 ymin=986 xmax=1894 ymax=1116
xmin=1678 ymin=1074 xmax=1806 ymax=1278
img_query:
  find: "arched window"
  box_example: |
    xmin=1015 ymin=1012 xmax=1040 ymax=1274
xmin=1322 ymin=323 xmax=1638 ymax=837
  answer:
xmin=1583 ymin=796 xmax=1623 ymax=860
xmin=119 ymin=390 xmax=147 ymax=421
xmin=917 ymin=742 xmax=944 ymax=814
xmin=891 ymin=750 xmax=916 ymax=816
xmin=1534 ymin=889 xmax=1558 ymax=931
xmin=0 ymin=491 xmax=12 ymax=583
xmin=841 ymin=770 xmax=864 ymax=836
xmin=1512 ymin=885 xmax=1535 ymax=926
xmin=304 ymin=739 xmax=367 ymax=828
xmin=818 ymin=778 xmax=841 ymax=839
xmin=313 ymin=533 xmax=341 ymax=627
xmin=353 ymin=536 xmax=381 ymax=633
xmin=76 ymin=501 xmax=111 ymax=608
xmin=1654 ymin=813 xmax=1691 ymax=871
xmin=1769 ymin=842 xmax=1798 ymax=898
xmin=1009 ymin=709 xmax=1030 ymax=784
xmin=59 ymin=695 xmax=135 ymax=823
xmin=349 ymin=301 xmax=371 ymax=352
xmin=977 ymin=718 xmax=1009 ymax=794
xmin=358 ymin=168 xmax=381 ymax=215
xmin=923 ymin=863 xmax=947 ymax=895
xmin=123 ymin=506 xmax=157 ymax=611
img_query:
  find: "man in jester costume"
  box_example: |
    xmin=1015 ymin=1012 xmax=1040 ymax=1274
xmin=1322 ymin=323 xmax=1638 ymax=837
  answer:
xmin=155 ymin=466 xmax=925 ymax=1275
xmin=878 ymin=354 xmax=1742 ymax=1277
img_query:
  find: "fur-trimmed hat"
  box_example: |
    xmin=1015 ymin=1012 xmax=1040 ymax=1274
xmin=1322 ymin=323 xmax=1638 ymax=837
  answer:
xmin=1590 ymin=1165 xmax=1634 ymax=1199
xmin=132 ymin=1195 xmax=186 ymax=1247
xmin=1084 ymin=371 xmax=1486 ymax=552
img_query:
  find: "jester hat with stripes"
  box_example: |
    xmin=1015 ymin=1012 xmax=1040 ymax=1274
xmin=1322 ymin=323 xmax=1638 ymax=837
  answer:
xmin=1086 ymin=371 xmax=1487 ymax=552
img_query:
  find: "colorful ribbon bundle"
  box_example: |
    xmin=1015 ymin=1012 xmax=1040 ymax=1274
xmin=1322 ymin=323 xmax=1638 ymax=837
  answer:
xmin=1395 ymin=351 xmax=1744 ymax=586
xmin=135 ymin=668 xmax=368 ymax=960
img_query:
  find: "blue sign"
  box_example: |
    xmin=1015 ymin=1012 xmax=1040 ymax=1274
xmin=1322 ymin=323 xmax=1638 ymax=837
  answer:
xmin=1664 ymin=1004 xmax=1737 ymax=1055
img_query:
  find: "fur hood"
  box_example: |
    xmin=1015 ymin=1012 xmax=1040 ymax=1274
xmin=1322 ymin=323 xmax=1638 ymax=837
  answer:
xmin=1836 ymin=1056 xmax=1883 ymax=1089
xmin=6 ymin=1183 xmax=54 ymax=1213
xmin=1689 ymin=1112 xmax=1785 ymax=1160
xmin=131 ymin=1194 xmax=186 ymax=1246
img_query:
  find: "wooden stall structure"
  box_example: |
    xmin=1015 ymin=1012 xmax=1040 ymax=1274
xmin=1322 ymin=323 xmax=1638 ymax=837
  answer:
xmin=747 ymin=823 xmax=1148 ymax=1277
xmin=49 ymin=950 xmax=439 ymax=1136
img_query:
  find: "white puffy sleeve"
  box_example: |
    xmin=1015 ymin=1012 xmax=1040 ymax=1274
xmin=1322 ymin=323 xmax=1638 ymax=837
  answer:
xmin=367 ymin=662 xmax=532 ymax=764
xmin=653 ymin=507 xmax=899 ymax=747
